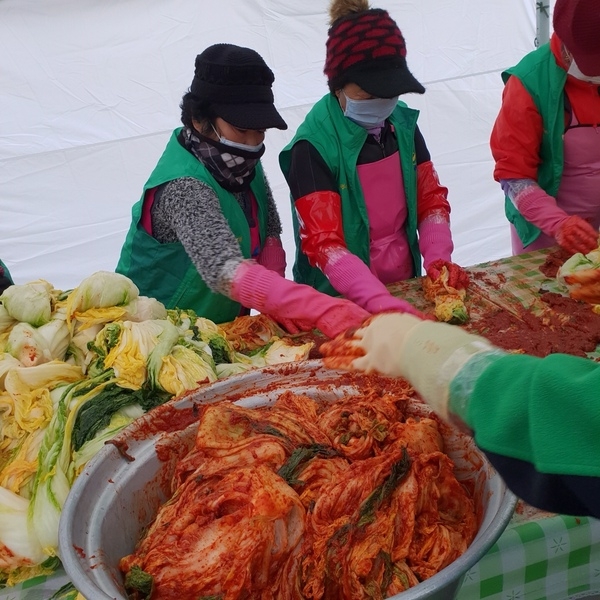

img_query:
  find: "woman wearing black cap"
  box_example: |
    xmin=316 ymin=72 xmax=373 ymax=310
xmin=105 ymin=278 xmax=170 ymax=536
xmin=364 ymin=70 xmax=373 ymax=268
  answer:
xmin=491 ymin=0 xmax=600 ymax=256
xmin=279 ymin=0 xmax=465 ymax=317
xmin=116 ymin=43 xmax=368 ymax=337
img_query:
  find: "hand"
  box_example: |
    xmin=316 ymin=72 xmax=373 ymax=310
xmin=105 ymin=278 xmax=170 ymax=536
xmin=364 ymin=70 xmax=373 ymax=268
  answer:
xmin=314 ymin=298 xmax=371 ymax=338
xmin=321 ymin=312 xmax=423 ymax=379
xmin=365 ymin=293 xmax=427 ymax=318
xmin=322 ymin=250 xmax=426 ymax=317
xmin=562 ymin=267 xmax=600 ymax=304
xmin=321 ymin=312 xmax=495 ymax=420
xmin=555 ymin=216 xmax=599 ymax=256
xmin=269 ymin=316 xmax=314 ymax=335
xmin=426 ymin=259 xmax=470 ymax=290
xmin=230 ymin=261 xmax=370 ymax=340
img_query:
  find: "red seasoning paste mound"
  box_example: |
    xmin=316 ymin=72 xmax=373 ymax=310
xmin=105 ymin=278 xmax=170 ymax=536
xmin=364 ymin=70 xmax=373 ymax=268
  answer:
xmin=539 ymin=248 xmax=571 ymax=278
xmin=465 ymin=292 xmax=600 ymax=358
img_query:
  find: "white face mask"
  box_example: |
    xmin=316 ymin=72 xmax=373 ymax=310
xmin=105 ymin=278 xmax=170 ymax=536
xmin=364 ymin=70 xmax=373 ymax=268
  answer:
xmin=567 ymin=58 xmax=600 ymax=85
xmin=211 ymin=123 xmax=264 ymax=154
xmin=341 ymin=92 xmax=399 ymax=129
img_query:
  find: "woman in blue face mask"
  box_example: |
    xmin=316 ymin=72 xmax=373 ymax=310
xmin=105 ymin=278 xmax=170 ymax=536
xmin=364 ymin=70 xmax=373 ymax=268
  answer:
xmin=116 ymin=43 xmax=369 ymax=336
xmin=279 ymin=0 xmax=467 ymax=317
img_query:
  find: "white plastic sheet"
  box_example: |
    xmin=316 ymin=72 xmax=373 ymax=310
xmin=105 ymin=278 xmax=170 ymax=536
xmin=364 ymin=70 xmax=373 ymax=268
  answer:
xmin=1 ymin=0 xmax=537 ymax=289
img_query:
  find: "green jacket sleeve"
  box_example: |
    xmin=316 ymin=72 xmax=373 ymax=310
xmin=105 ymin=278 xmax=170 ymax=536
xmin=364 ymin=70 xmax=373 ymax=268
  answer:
xmin=452 ymin=352 xmax=600 ymax=478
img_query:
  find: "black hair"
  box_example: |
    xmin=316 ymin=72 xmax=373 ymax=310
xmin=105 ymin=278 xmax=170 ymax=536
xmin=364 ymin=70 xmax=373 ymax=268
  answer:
xmin=179 ymin=90 xmax=216 ymax=133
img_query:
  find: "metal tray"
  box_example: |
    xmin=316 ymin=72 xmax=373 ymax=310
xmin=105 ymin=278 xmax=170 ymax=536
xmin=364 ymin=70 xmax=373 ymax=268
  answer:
xmin=59 ymin=360 xmax=517 ymax=600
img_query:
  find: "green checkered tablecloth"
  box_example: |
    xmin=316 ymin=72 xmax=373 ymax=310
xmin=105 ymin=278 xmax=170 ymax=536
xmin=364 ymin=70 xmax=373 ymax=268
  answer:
xmin=388 ymin=247 xmax=600 ymax=360
xmin=2 ymin=512 xmax=599 ymax=600
xmin=0 ymin=570 xmax=71 ymax=600
xmin=456 ymin=514 xmax=600 ymax=600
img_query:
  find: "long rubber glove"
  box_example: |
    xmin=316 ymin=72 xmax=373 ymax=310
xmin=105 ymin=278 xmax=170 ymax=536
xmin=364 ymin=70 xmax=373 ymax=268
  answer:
xmin=502 ymin=179 xmax=598 ymax=254
xmin=323 ymin=250 xmax=424 ymax=316
xmin=230 ymin=260 xmax=370 ymax=338
xmin=320 ymin=312 xmax=500 ymax=422
xmin=295 ymin=191 xmax=422 ymax=316
xmin=418 ymin=216 xmax=454 ymax=270
xmin=257 ymin=236 xmax=287 ymax=278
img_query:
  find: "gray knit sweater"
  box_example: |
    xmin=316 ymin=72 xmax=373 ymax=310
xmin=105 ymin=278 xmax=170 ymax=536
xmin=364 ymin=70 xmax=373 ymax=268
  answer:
xmin=150 ymin=172 xmax=283 ymax=296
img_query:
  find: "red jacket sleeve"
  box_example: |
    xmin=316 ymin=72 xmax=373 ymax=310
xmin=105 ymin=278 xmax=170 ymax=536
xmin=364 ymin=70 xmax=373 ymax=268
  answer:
xmin=294 ymin=191 xmax=347 ymax=269
xmin=416 ymin=161 xmax=451 ymax=224
xmin=490 ymin=76 xmax=544 ymax=182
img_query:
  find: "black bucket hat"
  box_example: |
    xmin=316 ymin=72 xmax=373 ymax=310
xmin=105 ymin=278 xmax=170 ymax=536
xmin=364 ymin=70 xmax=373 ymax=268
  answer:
xmin=190 ymin=43 xmax=288 ymax=130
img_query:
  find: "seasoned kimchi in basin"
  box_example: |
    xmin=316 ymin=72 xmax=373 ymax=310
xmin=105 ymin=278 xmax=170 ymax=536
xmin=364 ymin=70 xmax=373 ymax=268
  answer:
xmin=59 ymin=360 xmax=517 ymax=600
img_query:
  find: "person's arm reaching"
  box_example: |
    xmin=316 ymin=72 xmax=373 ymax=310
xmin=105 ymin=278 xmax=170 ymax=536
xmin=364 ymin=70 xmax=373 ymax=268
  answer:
xmin=413 ymin=156 xmax=467 ymax=283
xmin=256 ymin=171 xmax=287 ymax=277
xmin=500 ymin=178 xmax=598 ymax=254
xmin=412 ymin=127 xmax=454 ymax=272
xmin=286 ymin=141 xmax=422 ymax=316
xmin=320 ymin=313 xmax=600 ymax=517
xmin=152 ymin=177 xmax=369 ymax=336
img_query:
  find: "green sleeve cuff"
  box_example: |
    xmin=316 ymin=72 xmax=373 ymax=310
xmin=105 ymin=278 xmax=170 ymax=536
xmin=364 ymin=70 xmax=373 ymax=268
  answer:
xmin=448 ymin=350 xmax=508 ymax=427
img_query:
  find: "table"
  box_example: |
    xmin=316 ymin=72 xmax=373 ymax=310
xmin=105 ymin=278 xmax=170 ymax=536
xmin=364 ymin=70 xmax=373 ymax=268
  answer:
xmin=456 ymin=508 xmax=600 ymax=600
xmin=2 ymin=249 xmax=599 ymax=600
xmin=3 ymin=509 xmax=599 ymax=600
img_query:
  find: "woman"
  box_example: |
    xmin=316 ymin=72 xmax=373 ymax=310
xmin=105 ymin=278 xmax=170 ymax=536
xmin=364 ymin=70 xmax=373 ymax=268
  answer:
xmin=0 ymin=259 xmax=13 ymax=294
xmin=279 ymin=0 xmax=465 ymax=316
xmin=116 ymin=43 xmax=368 ymax=337
xmin=321 ymin=311 xmax=600 ymax=518
xmin=491 ymin=0 xmax=600 ymax=256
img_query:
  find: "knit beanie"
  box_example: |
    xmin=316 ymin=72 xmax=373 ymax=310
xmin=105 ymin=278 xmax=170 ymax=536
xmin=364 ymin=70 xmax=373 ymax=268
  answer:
xmin=324 ymin=0 xmax=425 ymax=97
xmin=190 ymin=43 xmax=287 ymax=130
xmin=554 ymin=0 xmax=600 ymax=77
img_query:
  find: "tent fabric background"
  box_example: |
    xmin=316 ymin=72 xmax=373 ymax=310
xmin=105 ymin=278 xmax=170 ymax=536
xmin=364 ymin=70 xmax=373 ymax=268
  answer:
xmin=1 ymin=0 xmax=540 ymax=290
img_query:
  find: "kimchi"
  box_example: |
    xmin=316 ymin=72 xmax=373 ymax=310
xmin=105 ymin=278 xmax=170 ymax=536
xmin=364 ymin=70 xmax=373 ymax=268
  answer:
xmin=120 ymin=386 xmax=478 ymax=600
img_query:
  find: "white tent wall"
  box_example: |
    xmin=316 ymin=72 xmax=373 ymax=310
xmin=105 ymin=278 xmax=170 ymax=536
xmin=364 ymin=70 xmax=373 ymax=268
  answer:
xmin=1 ymin=0 xmax=538 ymax=290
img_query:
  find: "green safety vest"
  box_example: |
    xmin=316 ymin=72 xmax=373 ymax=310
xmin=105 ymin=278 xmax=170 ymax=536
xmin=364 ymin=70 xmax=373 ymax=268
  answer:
xmin=116 ymin=128 xmax=269 ymax=323
xmin=502 ymin=43 xmax=568 ymax=246
xmin=0 ymin=259 xmax=13 ymax=285
xmin=279 ymin=94 xmax=421 ymax=296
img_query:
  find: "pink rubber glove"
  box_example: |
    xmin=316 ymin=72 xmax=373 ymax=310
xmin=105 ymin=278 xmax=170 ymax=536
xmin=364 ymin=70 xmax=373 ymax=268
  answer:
xmin=256 ymin=236 xmax=287 ymax=278
xmin=323 ymin=250 xmax=424 ymax=316
xmin=507 ymin=181 xmax=598 ymax=253
xmin=418 ymin=217 xmax=454 ymax=270
xmin=230 ymin=261 xmax=370 ymax=338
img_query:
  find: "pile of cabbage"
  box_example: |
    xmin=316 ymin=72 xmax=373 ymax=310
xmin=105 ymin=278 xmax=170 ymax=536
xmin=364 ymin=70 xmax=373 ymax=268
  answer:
xmin=556 ymin=246 xmax=600 ymax=306
xmin=0 ymin=271 xmax=312 ymax=587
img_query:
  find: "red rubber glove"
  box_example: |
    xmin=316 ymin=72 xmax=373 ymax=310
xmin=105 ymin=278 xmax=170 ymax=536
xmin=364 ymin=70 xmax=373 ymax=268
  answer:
xmin=230 ymin=261 xmax=370 ymax=338
xmin=555 ymin=216 xmax=599 ymax=256
xmin=425 ymin=259 xmax=470 ymax=290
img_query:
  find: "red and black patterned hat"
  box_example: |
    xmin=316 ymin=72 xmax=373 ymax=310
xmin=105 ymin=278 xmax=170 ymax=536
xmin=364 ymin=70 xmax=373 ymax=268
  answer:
xmin=554 ymin=0 xmax=600 ymax=77
xmin=324 ymin=8 xmax=425 ymax=97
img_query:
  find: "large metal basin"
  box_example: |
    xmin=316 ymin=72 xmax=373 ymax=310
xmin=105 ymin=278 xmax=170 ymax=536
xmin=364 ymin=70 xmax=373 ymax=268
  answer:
xmin=59 ymin=360 xmax=517 ymax=600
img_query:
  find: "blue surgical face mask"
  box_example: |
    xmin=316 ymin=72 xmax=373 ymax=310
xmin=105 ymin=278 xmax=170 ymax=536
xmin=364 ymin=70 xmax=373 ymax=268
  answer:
xmin=211 ymin=123 xmax=265 ymax=154
xmin=341 ymin=92 xmax=399 ymax=129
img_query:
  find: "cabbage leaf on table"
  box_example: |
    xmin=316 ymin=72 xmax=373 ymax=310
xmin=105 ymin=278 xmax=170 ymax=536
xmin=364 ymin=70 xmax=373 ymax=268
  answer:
xmin=556 ymin=247 xmax=600 ymax=304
